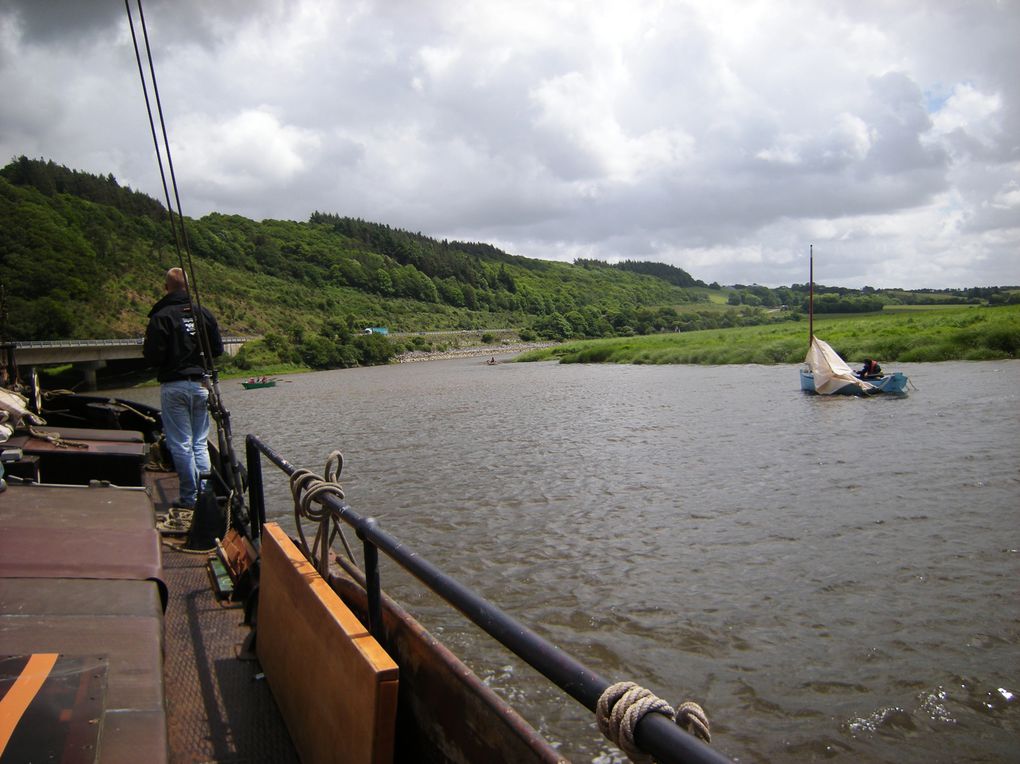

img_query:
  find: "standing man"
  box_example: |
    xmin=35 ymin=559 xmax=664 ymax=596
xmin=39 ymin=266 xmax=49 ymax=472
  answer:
xmin=143 ymin=267 xmax=223 ymax=509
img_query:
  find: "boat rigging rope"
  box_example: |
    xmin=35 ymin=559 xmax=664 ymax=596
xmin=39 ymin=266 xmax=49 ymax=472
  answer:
xmin=41 ymin=390 xmax=158 ymax=425
xmin=107 ymin=399 xmax=158 ymax=424
xmin=126 ymin=0 xmax=249 ymax=534
xmin=596 ymin=681 xmax=711 ymax=763
xmin=27 ymin=425 xmax=88 ymax=450
xmin=288 ymin=451 xmax=357 ymax=577
xmin=124 ymin=0 xmax=212 ymax=359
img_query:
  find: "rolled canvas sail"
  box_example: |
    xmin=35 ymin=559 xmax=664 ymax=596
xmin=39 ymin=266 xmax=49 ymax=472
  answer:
xmin=805 ymin=336 xmax=873 ymax=395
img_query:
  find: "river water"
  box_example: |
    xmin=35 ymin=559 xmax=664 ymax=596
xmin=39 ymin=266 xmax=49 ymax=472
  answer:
xmin=117 ymin=358 xmax=1019 ymax=762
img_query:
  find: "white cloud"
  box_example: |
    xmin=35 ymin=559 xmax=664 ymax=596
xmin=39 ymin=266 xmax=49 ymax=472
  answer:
xmin=930 ymin=82 xmax=1004 ymax=157
xmin=1 ymin=0 xmax=1018 ymax=288
xmin=756 ymin=114 xmax=873 ymax=167
xmin=991 ymin=180 xmax=1020 ymax=211
xmin=417 ymin=45 xmax=461 ymax=82
xmin=172 ymin=108 xmax=321 ymax=191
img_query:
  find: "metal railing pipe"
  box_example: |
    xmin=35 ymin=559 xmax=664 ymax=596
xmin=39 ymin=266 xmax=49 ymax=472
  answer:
xmin=244 ymin=436 xmax=266 ymax=540
xmin=359 ymin=520 xmax=384 ymax=643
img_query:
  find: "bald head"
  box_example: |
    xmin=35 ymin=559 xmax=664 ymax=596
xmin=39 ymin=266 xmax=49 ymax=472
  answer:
xmin=165 ymin=267 xmax=187 ymax=293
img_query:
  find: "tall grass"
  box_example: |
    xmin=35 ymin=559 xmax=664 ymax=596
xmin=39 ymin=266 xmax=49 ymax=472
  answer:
xmin=516 ymin=305 xmax=1020 ymax=365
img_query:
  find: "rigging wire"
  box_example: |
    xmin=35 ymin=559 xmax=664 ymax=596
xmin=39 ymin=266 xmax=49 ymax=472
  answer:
xmin=124 ymin=0 xmax=213 ymax=363
xmin=125 ymin=0 xmax=249 ymax=530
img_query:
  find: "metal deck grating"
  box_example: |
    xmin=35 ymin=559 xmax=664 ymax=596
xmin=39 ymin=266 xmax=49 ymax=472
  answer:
xmin=161 ymin=546 xmax=299 ymax=763
xmin=147 ymin=469 xmax=298 ymax=763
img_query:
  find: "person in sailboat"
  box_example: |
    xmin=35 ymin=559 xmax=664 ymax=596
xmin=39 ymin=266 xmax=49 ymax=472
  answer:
xmin=857 ymin=358 xmax=882 ymax=379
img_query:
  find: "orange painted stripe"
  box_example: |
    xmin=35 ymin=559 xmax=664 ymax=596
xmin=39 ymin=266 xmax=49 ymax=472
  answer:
xmin=0 ymin=653 xmax=59 ymax=755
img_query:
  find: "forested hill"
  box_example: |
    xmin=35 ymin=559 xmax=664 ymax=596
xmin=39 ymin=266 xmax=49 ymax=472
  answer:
xmin=575 ymin=258 xmax=709 ymax=288
xmin=1 ymin=155 xmax=165 ymax=220
xmin=0 ymin=157 xmax=711 ymax=342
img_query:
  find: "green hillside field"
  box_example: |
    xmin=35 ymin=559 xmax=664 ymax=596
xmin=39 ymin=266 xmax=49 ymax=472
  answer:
xmin=516 ymin=304 xmax=1020 ymax=365
xmin=3 ymin=157 xmax=1017 ymax=378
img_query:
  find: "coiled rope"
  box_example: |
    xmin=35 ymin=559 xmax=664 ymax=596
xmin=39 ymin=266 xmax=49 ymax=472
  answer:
xmin=596 ymin=681 xmax=711 ymax=763
xmin=288 ymin=450 xmax=357 ymax=576
xmin=27 ymin=425 xmax=88 ymax=449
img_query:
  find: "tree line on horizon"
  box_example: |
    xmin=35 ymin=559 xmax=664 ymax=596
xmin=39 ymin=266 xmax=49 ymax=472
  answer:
xmin=1 ymin=157 xmax=1016 ymax=371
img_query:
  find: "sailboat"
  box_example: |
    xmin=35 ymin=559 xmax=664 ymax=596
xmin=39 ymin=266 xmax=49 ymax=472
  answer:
xmin=799 ymin=246 xmax=909 ymax=395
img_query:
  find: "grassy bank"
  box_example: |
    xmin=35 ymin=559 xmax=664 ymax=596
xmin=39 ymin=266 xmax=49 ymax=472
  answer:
xmin=515 ymin=304 xmax=1020 ymax=365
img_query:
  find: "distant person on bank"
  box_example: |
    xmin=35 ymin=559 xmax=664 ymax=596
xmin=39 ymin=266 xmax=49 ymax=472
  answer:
xmin=143 ymin=267 xmax=223 ymax=509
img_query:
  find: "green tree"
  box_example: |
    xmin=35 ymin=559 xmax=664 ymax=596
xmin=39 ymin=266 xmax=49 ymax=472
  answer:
xmin=535 ymin=312 xmax=573 ymax=339
xmin=299 ymin=334 xmax=338 ymax=369
xmin=354 ymin=333 xmax=396 ymax=365
xmin=374 ymin=268 xmax=394 ymax=295
xmin=437 ymin=278 xmax=466 ymax=307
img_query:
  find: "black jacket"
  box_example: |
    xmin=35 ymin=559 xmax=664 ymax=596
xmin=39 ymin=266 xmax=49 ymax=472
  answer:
xmin=143 ymin=290 xmax=224 ymax=382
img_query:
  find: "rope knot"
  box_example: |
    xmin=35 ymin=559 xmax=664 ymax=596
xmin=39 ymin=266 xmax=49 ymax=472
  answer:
xmin=596 ymin=681 xmax=711 ymax=762
xmin=288 ymin=451 xmax=356 ymax=575
xmin=673 ymin=700 xmax=711 ymax=743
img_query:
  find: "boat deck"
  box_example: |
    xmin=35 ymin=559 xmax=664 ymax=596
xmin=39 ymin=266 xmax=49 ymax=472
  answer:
xmin=151 ymin=469 xmax=300 ymax=764
xmin=0 ymin=458 xmax=298 ymax=763
xmin=160 ymin=541 xmax=298 ymax=762
xmin=1 ymin=420 xmax=599 ymax=763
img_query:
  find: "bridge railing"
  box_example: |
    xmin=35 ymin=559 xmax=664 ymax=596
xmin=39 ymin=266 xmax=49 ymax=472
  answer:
xmin=9 ymin=337 xmax=250 ymax=348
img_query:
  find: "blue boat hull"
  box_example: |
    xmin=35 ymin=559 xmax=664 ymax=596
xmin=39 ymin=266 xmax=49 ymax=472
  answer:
xmin=800 ymin=369 xmax=908 ymax=395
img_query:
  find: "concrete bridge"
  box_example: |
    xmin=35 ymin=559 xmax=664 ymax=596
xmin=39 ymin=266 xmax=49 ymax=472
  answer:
xmin=5 ymin=337 xmax=253 ymax=389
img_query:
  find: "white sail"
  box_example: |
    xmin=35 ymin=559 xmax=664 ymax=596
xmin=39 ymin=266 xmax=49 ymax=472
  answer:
xmin=804 ymin=336 xmax=873 ymax=395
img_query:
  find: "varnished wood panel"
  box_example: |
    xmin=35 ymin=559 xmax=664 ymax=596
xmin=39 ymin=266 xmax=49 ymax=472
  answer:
xmin=257 ymin=523 xmax=398 ymax=764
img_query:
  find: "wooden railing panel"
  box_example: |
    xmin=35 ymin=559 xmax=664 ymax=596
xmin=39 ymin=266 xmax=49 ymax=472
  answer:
xmin=257 ymin=523 xmax=398 ymax=764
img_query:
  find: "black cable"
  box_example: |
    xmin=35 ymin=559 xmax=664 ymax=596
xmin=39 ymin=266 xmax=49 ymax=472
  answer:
xmin=128 ymin=0 xmax=216 ymax=375
xmin=124 ymin=2 xmax=188 ymax=283
xmin=126 ymin=0 xmax=248 ymax=521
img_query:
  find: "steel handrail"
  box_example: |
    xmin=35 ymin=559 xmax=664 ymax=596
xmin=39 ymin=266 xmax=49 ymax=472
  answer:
xmin=245 ymin=433 xmax=730 ymax=764
xmin=9 ymin=336 xmax=252 ymax=348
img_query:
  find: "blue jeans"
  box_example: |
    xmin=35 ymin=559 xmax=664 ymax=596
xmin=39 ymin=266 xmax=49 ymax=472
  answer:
xmin=160 ymin=380 xmax=211 ymax=507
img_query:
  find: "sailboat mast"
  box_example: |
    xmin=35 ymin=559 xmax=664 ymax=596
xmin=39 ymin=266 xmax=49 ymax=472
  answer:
xmin=808 ymin=244 xmax=814 ymax=345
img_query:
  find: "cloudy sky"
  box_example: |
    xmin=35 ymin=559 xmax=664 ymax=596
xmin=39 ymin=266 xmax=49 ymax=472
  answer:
xmin=2 ymin=0 xmax=1018 ymax=288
